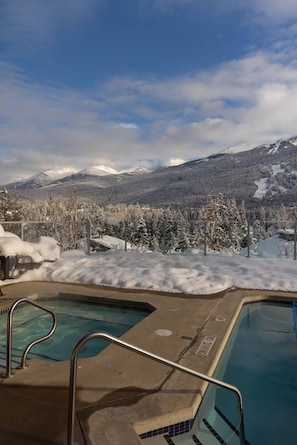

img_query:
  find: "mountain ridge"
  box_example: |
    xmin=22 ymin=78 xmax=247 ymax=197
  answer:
xmin=4 ymin=136 xmax=297 ymax=208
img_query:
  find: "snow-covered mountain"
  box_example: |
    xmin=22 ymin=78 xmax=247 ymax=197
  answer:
xmin=4 ymin=136 xmax=297 ymax=209
xmin=39 ymin=168 xmax=78 ymax=181
xmin=13 ymin=168 xmax=79 ymax=189
xmin=80 ymin=165 xmax=119 ymax=176
xmin=120 ymin=166 xmax=151 ymax=175
xmin=80 ymin=165 xmax=150 ymax=176
xmin=219 ymin=142 xmax=254 ymax=155
xmin=8 ymin=164 xmax=151 ymax=189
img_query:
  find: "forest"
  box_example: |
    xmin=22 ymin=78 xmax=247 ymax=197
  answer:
xmin=0 ymin=188 xmax=296 ymax=254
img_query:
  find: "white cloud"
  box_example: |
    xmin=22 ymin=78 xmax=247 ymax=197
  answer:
xmin=1 ymin=47 xmax=297 ymax=183
xmin=249 ymin=0 xmax=297 ymax=23
xmin=166 ymin=158 xmax=186 ymax=167
xmin=118 ymin=123 xmax=138 ymax=129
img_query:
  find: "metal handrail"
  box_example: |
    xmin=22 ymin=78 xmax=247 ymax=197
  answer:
xmin=66 ymin=332 xmax=246 ymax=445
xmin=1 ymin=297 xmax=57 ymax=378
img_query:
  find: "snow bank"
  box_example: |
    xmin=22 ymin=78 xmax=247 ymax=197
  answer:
xmin=0 ymin=237 xmax=44 ymax=263
xmin=0 ymin=225 xmax=60 ymax=263
xmin=1 ymin=227 xmax=297 ymax=296
xmin=34 ymin=236 xmax=61 ymax=262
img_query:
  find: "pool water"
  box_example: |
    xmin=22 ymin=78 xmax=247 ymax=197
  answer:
xmin=214 ymin=302 xmax=297 ymax=445
xmin=0 ymin=298 xmax=150 ymax=365
xmin=170 ymin=302 xmax=297 ymax=445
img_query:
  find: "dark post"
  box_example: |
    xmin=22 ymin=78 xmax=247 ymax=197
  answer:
xmin=86 ymin=219 xmax=91 ymax=255
xmin=294 ymin=223 xmax=297 ymax=260
xmin=204 ymin=222 xmax=207 ymax=256
xmin=247 ymin=220 xmax=250 ymax=258
xmin=124 ymin=221 xmax=128 ymax=252
xmin=0 ymin=256 xmax=9 ymax=280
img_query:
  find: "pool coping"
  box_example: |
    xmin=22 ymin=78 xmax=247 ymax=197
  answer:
xmin=0 ymin=282 xmax=296 ymax=445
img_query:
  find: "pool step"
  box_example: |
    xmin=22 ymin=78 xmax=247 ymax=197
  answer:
xmin=214 ymin=406 xmax=250 ymax=445
xmin=0 ymin=333 xmax=59 ymax=370
xmin=202 ymin=417 xmax=227 ymax=444
xmin=0 ymin=345 xmax=59 ymax=370
xmin=0 ymin=345 xmax=23 ymax=369
xmin=194 ymin=404 xmax=249 ymax=445
xmin=171 ymin=404 xmax=244 ymax=445
xmin=142 ymin=404 xmax=249 ymax=445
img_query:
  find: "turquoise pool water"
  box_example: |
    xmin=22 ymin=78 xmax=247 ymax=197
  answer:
xmin=214 ymin=301 xmax=297 ymax=445
xmin=0 ymin=298 xmax=150 ymax=365
xmin=158 ymin=301 xmax=297 ymax=445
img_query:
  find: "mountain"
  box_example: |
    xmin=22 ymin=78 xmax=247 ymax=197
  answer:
xmin=80 ymin=165 xmax=119 ymax=176
xmin=4 ymin=136 xmax=297 ymax=209
xmin=6 ymin=165 xmax=151 ymax=190
xmin=12 ymin=168 xmax=79 ymax=189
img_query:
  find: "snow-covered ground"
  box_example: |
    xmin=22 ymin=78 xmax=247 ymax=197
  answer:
xmin=253 ymin=163 xmax=297 ymax=199
xmin=1 ymin=230 xmax=297 ymax=295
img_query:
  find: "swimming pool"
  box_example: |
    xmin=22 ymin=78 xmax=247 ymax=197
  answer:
xmin=213 ymin=301 xmax=297 ymax=445
xmin=144 ymin=301 xmax=297 ymax=445
xmin=149 ymin=301 xmax=297 ymax=445
xmin=0 ymin=296 xmax=152 ymax=365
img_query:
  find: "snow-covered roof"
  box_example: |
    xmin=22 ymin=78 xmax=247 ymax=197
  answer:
xmin=90 ymin=235 xmax=131 ymax=251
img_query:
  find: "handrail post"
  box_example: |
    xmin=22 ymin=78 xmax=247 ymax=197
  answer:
xmin=65 ymin=332 xmax=246 ymax=445
xmin=1 ymin=298 xmax=57 ymax=378
xmin=3 ymin=303 xmax=14 ymax=377
xmin=67 ymin=341 xmax=80 ymax=445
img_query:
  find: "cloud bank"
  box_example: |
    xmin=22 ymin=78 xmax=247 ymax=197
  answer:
xmin=0 ymin=0 xmax=297 ymax=183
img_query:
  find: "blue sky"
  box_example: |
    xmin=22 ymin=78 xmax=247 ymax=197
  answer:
xmin=1 ymin=0 xmax=297 ymax=184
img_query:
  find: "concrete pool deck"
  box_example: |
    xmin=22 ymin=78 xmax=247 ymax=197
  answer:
xmin=0 ymin=281 xmax=296 ymax=445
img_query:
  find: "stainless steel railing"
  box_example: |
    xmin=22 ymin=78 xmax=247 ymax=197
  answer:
xmin=66 ymin=332 xmax=246 ymax=445
xmin=1 ymin=297 xmax=57 ymax=378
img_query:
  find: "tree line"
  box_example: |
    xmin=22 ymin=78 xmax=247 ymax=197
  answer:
xmin=0 ymin=190 xmax=296 ymax=253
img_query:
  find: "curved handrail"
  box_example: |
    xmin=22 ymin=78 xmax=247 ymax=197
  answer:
xmin=66 ymin=332 xmax=246 ymax=445
xmin=1 ymin=297 xmax=57 ymax=378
